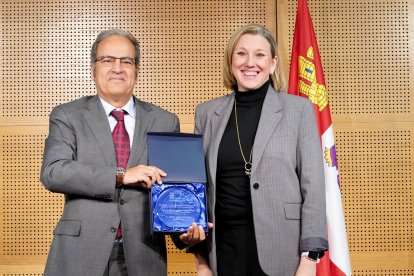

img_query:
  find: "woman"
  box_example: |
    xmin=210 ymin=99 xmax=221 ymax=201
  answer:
xmin=192 ymin=24 xmax=328 ymax=276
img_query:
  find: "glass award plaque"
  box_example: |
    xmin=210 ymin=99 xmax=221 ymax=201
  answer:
xmin=148 ymin=132 xmax=208 ymax=234
xmin=151 ymin=183 xmax=207 ymax=233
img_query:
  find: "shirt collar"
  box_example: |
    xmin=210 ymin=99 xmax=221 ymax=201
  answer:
xmin=99 ymin=96 xmax=136 ymax=119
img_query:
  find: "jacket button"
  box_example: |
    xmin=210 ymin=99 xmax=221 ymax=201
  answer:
xmin=253 ymin=183 xmax=259 ymax=189
xmin=120 ymin=199 xmax=125 ymax=205
xmin=110 ymin=227 xmax=117 ymax=233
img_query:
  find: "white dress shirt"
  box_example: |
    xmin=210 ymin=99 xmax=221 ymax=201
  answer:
xmin=99 ymin=96 xmax=136 ymax=148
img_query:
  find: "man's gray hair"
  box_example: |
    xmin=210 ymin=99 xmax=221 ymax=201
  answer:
xmin=91 ymin=29 xmax=140 ymax=68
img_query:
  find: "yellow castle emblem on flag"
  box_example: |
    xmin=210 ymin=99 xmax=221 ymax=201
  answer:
xmin=298 ymin=47 xmax=328 ymax=111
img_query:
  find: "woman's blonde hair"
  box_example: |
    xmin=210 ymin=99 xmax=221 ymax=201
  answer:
xmin=223 ymin=24 xmax=287 ymax=92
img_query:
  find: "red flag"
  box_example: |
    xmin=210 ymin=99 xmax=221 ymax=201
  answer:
xmin=288 ymin=0 xmax=352 ymax=275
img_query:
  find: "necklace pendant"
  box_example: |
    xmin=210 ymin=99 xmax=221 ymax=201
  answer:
xmin=245 ymin=170 xmax=251 ymax=178
xmin=245 ymin=162 xmax=252 ymax=178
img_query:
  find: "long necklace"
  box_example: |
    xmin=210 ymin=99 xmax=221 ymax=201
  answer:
xmin=234 ymin=99 xmax=253 ymax=178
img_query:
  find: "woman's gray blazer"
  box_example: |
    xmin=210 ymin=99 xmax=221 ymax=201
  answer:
xmin=194 ymin=86 xmax=328 ymax=276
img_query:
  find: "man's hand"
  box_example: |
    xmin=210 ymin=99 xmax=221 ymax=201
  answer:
xmin=122 ymin=165 xmax=166 ymax=188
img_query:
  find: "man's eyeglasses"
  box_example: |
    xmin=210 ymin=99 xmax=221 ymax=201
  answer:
xmin=95 ymin=56 xmax=136 ymax=68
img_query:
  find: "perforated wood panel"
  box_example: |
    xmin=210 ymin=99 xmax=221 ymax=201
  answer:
xmin=166 ymin=236 xmax=196 ymax=275
xmin=0 ymin=0 xmax=275 ymax=127
xmin=336 ymin=129 xmax=412 ymax=252
xmin=1 ymin=128 xmax=62 ymax=257
xmin=353 ymin=270 xmax=414 ymax=276
xmin=1 ymin=274 xmax=43 ymax=276
xmin=0 ymin=0 xmax=276 ymax=274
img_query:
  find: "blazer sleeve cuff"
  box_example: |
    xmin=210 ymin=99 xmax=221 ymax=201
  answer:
xmin=300 ymin=237 xmax=328 ymax=252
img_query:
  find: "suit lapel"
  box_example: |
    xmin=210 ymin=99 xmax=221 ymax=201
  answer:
xmin=207 ymin=94 xmax=234 ymax=188
xmin=251 ymin=87 xmax=283 ymax=174
xmin=81 ymin=95 xmax=153 ymax=168
xmin=128 ymin=96 xmax=154 ymax=167
xmin=82 ymin=96 xmax=117 ymax=167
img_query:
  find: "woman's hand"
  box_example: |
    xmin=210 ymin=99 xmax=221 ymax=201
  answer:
xmin=294 ymin=256 xmax=317 ymax=276
xmin=179 ymin=222 xmax=213 ymax=245
xmin=195 ymin=253 xmax=213 ymax=276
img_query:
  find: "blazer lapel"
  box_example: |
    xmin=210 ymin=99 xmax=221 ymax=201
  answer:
xmin=82 ymin=96 xmax=117 ymax=167
xmin=251 ymin=87 xmax=283 ymax=174
xmin=128 ymin=96 xmax=155 ymax=167
xmin=207 ymin=94 xmax=234 ymax=188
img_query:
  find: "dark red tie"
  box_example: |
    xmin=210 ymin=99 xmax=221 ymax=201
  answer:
xmin=111 ymin=110 xmax=130 ymax=239
xmin=111 ymin=110 xmax=130 ymax=169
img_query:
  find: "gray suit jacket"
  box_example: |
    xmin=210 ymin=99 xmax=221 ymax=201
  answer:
xmin=194 ymin=87 xmax=328 ymax=276
xmin=40 ymin=95 xmax=179 ymax=276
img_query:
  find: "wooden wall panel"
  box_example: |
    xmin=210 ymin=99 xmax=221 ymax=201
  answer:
xmin=0 ymin=0 xmax=276 ymax=274
xmin=278 ymin=0 xmax=414 ymax=274
xmin=2 ymin=130 xmax=57 ymax=257
xmin=0 ymin=0 xmax=276 ymax=128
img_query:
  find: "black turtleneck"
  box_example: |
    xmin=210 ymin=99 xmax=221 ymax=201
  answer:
xmin=215 ymin=81 xmax=269 ymax=227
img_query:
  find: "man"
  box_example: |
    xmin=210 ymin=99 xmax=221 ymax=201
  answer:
xmin=40 ymin=29 xmax=180 ymax=276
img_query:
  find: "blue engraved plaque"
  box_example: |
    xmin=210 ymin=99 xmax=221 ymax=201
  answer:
xmin=151 ymin=182 xmax=207 ymax=233
xmin=156 ymin=187 xmax=201 ymax=228
xmin=148 ymin=133 xmax=208 ymax=233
